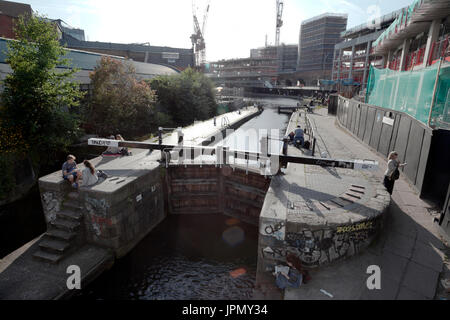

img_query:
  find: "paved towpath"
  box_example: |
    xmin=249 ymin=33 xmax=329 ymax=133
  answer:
xmin=284 ymin=107 xmax=449 ymax=300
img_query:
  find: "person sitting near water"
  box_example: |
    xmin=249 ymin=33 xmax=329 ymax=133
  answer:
xmin=288 ymin=131 xmax=295 ymax=143
xmin=294 ymin=125 xmax=304 ymax=147
xmin=103 ymin=135 xmax=121 ymax=155
xmin=62 ymin=155 xmax=80 ymax=188
xmin=116 ymin=134 xmax=131 ymax=156
xmin=79 ymin=160 xmax=99 ymax=187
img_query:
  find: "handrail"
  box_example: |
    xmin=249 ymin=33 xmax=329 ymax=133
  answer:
xmin=88 ymin=138 xmax=378 ymax=172
xmin=304 ymin=112 xmax=317 ymax=156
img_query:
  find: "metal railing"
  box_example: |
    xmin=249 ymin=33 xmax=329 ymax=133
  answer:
xmin=88 ymin=138 xmax=378 ymax=173
xmin=303 ymin=112 xmax=317 ymax=157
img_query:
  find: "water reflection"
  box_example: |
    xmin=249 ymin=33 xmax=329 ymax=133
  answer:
xmin=76 ymin=215 xmax=258 ymax=300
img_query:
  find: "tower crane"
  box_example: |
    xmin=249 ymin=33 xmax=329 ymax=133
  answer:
xmin=275 ymin=0 xmax=284 ymax=47
xmin=191 ymin=0 xmax=211 ymax=68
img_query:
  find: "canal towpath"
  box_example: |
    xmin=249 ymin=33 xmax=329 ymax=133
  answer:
xmin=284 ymin=107 xmax=448 ymax=300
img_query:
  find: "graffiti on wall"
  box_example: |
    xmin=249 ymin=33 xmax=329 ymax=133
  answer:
xmin=90 ymin=215 xmax=112 ymax=237
xmin=284 ymin=219 xmax=378 ymax=267
xmin=41 ymin=191 xmax=62 ymax=223
xmin=262 ymin=246 xmax=287 ymax=260
xmin=260 ymin=220 xmax=285 ymax=240
xmin=85 ymin=197 xmax=109 ymax=216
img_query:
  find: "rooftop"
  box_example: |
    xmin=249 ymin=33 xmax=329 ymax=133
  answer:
xmin=340 ymin=7 xmax=406 ymax=38
xmin=301 ymin=12 xmax=348 ymax=26
xmin=0 ymin=0 xmax=31 ymax=18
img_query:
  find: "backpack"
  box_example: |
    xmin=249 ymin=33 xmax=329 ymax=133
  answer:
xmin=391 ymin=168 xmax=400 ymax=180
xmin=303 ymin=140 xmax=311 ymax=150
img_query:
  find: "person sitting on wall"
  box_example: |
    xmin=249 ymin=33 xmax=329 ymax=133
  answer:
xmin=62 ymin=154 xmax=80 ymax=188
xmin=294 ymin=125 xmax=304 ymax=147
xmin=288 ymin=131 xmax=295 ymax=143
xmin=79 ymin=160 xmax=99 ymax=187
xmin=116 ymin=134 xmax=131 ymax=156
xmin=102 ymin=135 xmax=121 ymax=156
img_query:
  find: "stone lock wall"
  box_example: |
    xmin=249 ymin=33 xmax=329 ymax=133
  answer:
xmin=38 ymin=178 xmax=71 ymax=224
xmin=80 ymin=166 xmax=165 ymax=258
xmin=258 ymin=217 xmax=383 ymax=271
xmin=166 ymin=165 xmax=271 ymax=225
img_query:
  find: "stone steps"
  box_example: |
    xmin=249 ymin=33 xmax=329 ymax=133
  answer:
xmin=63 ymin=199 xmax=84 ymax=210
xmin=32 ymin=250 xmax=63 ymax=264
xmin=39 ymin=238 xmax=71 ymax=254
xmin=57 ymin=209 xmax=83 ymax=221
xmin=50 ymin=218 xmax=80 ymax=232
xmin=33 ymin=190 xmax=84 ymax=264
xmin=45 ymin=229 xmax=77 ymax=241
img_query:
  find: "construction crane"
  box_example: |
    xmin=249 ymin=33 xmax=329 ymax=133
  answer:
xmin=275 ymin=0 xmax=284 ymax=47
xmin=191 ymin=0 xmax=211 ymax=68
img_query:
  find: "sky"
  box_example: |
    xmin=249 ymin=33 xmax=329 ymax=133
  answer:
xmin=19 ymin=0 xmax=413 ymax=61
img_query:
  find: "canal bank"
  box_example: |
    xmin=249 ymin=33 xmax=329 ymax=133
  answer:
xmin=254 ymin=102 xmax=390 ymax=299
xmin=0 ymin=106 xmax=265 ymax=300
xmin=73 ymin=106 xmax=290 ymax=299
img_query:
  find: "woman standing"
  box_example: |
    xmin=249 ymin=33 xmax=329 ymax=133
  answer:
xmin=383 ymin=151 xmax=407 ymax=195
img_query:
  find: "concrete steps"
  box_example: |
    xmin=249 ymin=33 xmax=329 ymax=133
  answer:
xmin=51 ymin=218 xmax=80 ymax=232
xmin=45 ymin=229 xmax=77 ymax=241
xmin=33 ymin=250 xmax=63 ymax=264
xmin=33 ymin=190 xmax=84 ymax=264
xmin=57 ymin=209 xmax=83 ymax=221
xmin=39 ymin=238 xmax=70 ymax=254
xmin=63 ymin=199 xmax=84 ymax=211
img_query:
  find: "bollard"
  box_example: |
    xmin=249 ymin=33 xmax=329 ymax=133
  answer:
xmin=213 ymin=116 xmax=216 ymax=126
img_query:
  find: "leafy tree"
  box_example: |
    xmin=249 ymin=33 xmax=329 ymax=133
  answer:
xmin=150 ymin=68 xmax=218 ymax=127
xmin=86 ymin=56 xmax=161 ymax=138
xmin=0 ymin=14 xmax=84 ymax=198
xmin=0 ymin=14 xmax=84 ymax=156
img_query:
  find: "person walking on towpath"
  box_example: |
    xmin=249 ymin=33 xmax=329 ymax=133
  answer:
xmin=383 ymin=151 xmax=407 ymax=195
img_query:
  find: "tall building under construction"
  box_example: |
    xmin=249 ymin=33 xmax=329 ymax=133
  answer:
xmin=208 ymin=45 xmax=298 ymax=88
xmin=297 ymin=13 xmax=348 ymax=85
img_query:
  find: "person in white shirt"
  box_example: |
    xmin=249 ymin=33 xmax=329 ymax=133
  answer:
xmin=80 ymin=160 xmax=99 ymax=187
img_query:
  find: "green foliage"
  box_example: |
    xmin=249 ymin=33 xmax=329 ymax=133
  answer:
xmin=86 ymin=56 xmax=160 ymax=138
xmin=0 ymin=14 xmax=84 ymax=156
xmin=0 ymin=153 xmax=16 ymax=200
xmin=150 ymin=68 xmax=218 ymax=127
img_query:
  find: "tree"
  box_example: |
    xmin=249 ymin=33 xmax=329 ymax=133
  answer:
xmin=0 ymin=14 xmax=84 ymax=157
xmin=87 ymin=56 xmax=160 ymax=138
xmin=150 ymin=68 xmax=218 ymax=127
